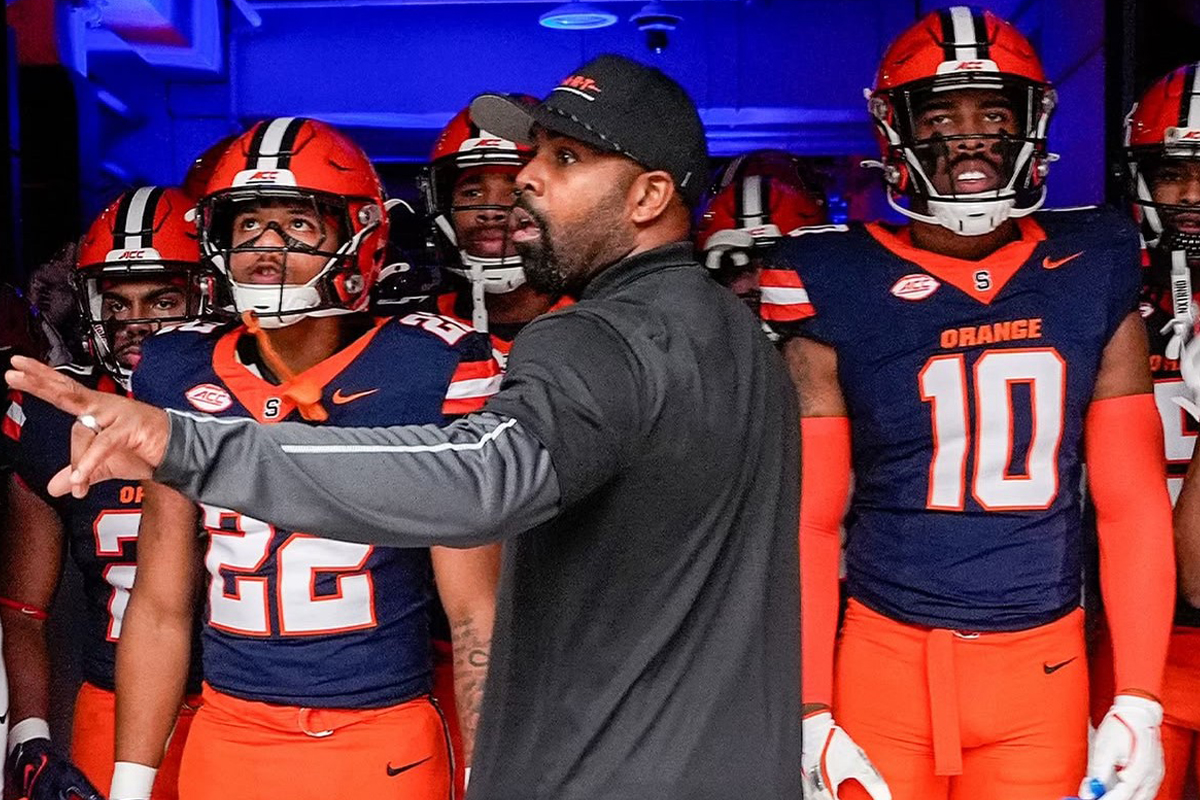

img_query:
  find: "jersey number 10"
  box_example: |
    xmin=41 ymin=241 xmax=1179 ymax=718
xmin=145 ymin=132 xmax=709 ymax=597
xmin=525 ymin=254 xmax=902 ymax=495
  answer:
xmin=920 ymin=348 xmax=1066 ymax=511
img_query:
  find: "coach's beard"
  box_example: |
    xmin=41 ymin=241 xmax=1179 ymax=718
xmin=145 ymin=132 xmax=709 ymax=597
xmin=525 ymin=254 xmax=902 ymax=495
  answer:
xmin=513 ymin=194 xmax=637 ymax=297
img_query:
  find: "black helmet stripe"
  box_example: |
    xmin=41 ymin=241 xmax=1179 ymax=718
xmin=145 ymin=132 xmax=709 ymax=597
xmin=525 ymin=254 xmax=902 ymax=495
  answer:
xmin=245 ymin=117 xmax=309 ymax=171
xmin=1181 ymin=62 xmax=1200 ymax=129
xmin=971 ymin=8 xmax=990 ymax=59
xmin=939 ymin=6 xmax=986 ymax=61
xmin=112 ymin=186 xmax=163 ymax=251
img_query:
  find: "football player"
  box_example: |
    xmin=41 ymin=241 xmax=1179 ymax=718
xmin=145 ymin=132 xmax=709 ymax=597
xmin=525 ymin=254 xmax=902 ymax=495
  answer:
xmin=108 ymin=118 xmax=501 ymax=800
xmin=2 ymin=187 xmax=219 ymax=800
xmin=761 ymin=8 xmax=1176 ymax=800
xmin=422 ymin=102 xmax=570 ymax=365
xmin=421 ymin=101 xmax=573 ymax=795
xmin=697 ymin=148 xmax=827 ymax=312
xmin=1123 ymin=62 xmax=1200 ymax=800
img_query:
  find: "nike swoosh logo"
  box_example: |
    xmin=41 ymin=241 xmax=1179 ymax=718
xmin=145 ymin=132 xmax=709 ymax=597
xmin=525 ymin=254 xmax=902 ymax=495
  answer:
xmin=1043 ymin=657 xmax=1077 ymax=674
xmin=1042 ymin=251 xmax=1083 ymax=270
xmin=332 ymin=388 xmax=380 ymax=405
xmin=387 ymin=756 xmax=432 ymax=777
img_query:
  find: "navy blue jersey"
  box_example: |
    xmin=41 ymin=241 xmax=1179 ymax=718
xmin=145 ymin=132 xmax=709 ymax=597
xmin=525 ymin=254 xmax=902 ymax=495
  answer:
xmin=767 ymin=208 xmax=1141 ymax=631
xmin=132 ymin=314 xmax=499 ymax=708
xmin=3 ymin=366 xmax=203 ymax=692
xmin=1139 ymin=272 xmax=1200 ymax=628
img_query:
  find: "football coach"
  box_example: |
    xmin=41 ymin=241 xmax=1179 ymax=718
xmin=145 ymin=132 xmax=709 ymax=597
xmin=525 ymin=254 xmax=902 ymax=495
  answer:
xmin=9 ymin=55 xmax=801 ymax=799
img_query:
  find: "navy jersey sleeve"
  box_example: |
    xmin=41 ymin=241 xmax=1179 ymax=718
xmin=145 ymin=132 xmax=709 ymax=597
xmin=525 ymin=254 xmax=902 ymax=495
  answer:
xmin=130 ymin=328 xmax=178 ymax=409
xmin=762 ymin=232 xmax=844 ymax=347
xmin=1102 ymin=211 xmax=1143 ymax=344
xmin=3 ymin=389 xmax=69 ymax=506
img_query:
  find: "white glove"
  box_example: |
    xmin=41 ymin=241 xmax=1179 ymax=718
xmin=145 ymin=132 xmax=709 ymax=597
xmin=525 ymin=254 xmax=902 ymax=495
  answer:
xmin=802 ymin=711 xmax=892 ymax=800
xmin=1175 ymin=332 xmax=1200 ymax=422
xmin=1079 ymin=695 xmax=1165 ymax=800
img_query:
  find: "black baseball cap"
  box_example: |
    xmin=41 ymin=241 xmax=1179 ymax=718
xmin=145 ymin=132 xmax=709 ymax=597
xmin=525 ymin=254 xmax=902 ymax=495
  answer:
xmin=469 ymin=54 xmax=709 ymax=208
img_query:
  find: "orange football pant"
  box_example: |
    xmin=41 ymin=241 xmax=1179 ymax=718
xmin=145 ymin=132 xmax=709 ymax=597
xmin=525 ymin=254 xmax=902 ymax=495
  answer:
xmin=431 ymin=638 xmax=466 ymax=799
xmin=177 ymin=684 xmax=452 ymax=800
xmin=69 ymin=681 xmax=199 ymax=800
xmin=1089 ymin=623 xmax=1200 ymax=800
xmin=833 ymin=600 xmax=1087 ymax=800
xmin=1156 ymin=627 xmax=1200 ymax=800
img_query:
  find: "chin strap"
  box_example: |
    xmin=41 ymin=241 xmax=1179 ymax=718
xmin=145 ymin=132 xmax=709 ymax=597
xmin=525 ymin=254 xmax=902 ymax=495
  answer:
xmin=1161 ymin=249 xmax=1196 ymax=361
xmin=241 ymin=311 xmax=328 ymax=422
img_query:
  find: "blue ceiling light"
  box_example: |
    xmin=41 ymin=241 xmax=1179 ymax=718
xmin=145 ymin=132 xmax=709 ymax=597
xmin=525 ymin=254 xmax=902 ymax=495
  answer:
xmin=539 ymin=3 xmax=619 ymax=31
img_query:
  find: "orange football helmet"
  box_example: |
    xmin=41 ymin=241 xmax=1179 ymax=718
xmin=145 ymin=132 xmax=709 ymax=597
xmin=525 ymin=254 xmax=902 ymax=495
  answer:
xmin=196 ymin=117 xmax=389 ymax=327
xmin=867 ymin=6 xmax=1056 ymax=235
xmin=75 ymin=186 xmax=220 ymax=385
xmin=1125 ymin=62 xmax=1200 ymax=260
xmin=697 ymin=150 xmax=827 ymax=271
xmin=421 ymin=99 xmax=534 ymax=291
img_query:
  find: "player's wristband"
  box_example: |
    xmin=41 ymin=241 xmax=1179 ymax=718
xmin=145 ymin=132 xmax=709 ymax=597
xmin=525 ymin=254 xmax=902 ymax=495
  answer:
xmin=110 ymin=761 xmax=157 ymax=800
xmin=0 ymin=596 xmax=49 ymax=621
xmin=6 ymin=717 xmax=50 ymax=755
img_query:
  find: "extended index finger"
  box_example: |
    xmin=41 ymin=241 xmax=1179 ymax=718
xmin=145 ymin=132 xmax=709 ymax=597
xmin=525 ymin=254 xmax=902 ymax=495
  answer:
xmin=6 ymin=355 xmax=99 ymax=417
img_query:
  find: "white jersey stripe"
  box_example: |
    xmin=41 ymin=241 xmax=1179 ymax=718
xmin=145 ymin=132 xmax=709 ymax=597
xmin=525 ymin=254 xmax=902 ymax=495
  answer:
xmin=760 ymin=286 xmax=811 ymax=306
xmin=5 ymin=401 xmax=25 ymax=430
xmin=445 ymin=374 xmax=503 ymax=400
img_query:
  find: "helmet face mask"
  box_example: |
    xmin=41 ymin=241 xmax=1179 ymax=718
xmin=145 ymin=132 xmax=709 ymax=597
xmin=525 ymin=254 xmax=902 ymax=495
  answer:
xmin=197 ymin=117 xmax=389 ymax=328
xmin=75 ymin=266 xmax=215 ymax=376
xmin=200 ymin=189 xmax=364 ymax=328
xmin=74 ymin=186 xmax=221 ymax=387
xmin=422 ymin=102 xmax=534 ymax=312
xmin=1125 ymin=62 xmax=1200 ymax=263
xmin=868 ymin=6 xmax=1055 ymax=236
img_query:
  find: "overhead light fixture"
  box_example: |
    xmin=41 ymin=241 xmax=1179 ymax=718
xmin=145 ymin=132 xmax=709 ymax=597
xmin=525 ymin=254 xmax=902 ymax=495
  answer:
xmin=539 ymin=2 xmax=619 ymax=31
xmin=631 ymin=2 xmax=682 ymax=54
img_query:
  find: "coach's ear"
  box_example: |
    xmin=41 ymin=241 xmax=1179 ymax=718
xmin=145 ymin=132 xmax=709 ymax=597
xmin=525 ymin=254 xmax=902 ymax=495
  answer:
xmin=628 ymin=170 xmax=678 ymax=226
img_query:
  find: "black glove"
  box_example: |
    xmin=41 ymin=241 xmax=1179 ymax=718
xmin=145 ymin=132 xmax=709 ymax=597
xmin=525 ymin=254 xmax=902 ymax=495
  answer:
xmin=7 ymin=737 xmax=106 ymax=800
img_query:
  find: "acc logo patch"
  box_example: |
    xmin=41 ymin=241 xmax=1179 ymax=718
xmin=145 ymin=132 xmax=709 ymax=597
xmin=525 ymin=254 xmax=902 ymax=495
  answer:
xmin=890 ymin=273 xmax=940 ymax=301
xmin=185 ymin=383 xmax=233 ymax=413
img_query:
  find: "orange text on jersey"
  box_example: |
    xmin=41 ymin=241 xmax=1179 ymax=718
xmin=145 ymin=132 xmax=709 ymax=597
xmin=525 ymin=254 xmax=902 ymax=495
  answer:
xmin=118 ymin=485 xmax=144 ymax=504
xmin=940 ymin=318 xmax=1043 ymax=350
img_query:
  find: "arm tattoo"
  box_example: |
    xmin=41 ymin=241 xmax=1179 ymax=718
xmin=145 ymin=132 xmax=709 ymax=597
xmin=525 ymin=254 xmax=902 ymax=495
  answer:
xmin=451 ymin=616 xmax=491 ymax=765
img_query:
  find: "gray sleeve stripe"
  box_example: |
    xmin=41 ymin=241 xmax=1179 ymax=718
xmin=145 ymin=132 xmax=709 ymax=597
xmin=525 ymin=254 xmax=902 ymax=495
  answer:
xmin=279 ymin=417 xmax=520 ymax=455
xmin=167 ymin=409 xmax=255 ymax=426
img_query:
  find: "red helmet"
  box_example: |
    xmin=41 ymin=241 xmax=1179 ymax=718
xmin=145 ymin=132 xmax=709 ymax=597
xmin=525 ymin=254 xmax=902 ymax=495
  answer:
xmin=697 ymin=150 xmax=827 ymax=270
xmin=182 ymin=133 xmax=240 ymax=201
xmin=867 ymin=6 xmax=1056 ymax=235
xmin=421 ymin=98 xmax=536 ymax=318
xmin=75 ymin=186 xmax=221 ymax=385
xmin=1125 ymin=62 xmax=1200 ymax=260
xmin=196 ymin=117 xmax=389 ymax=327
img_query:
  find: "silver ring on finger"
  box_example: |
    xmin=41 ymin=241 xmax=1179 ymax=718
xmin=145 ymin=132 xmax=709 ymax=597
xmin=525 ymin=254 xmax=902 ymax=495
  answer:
xmin=76 ymin=414 xmax=103 ymax=434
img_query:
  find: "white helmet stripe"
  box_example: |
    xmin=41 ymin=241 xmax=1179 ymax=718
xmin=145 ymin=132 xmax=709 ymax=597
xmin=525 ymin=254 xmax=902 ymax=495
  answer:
xmin=740 ymin=174 xmax=766 ymax=227
xmin=948 ymin=6 xmax=981 ymax=61
xmin=254 ymin=116 xmax=298 ymax=171
xmin=121 ymin=186 xmax=158 ymax=251
xmin=1186 ymin=62 xmax=1200 ymax=128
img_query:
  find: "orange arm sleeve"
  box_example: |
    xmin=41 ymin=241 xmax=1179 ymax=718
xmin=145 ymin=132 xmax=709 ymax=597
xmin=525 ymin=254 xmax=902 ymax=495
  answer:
xmin=800 ymin=416 xmax=851 ymax=707
xmin=1086 ymin=393 xmax=1176 ymax=698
